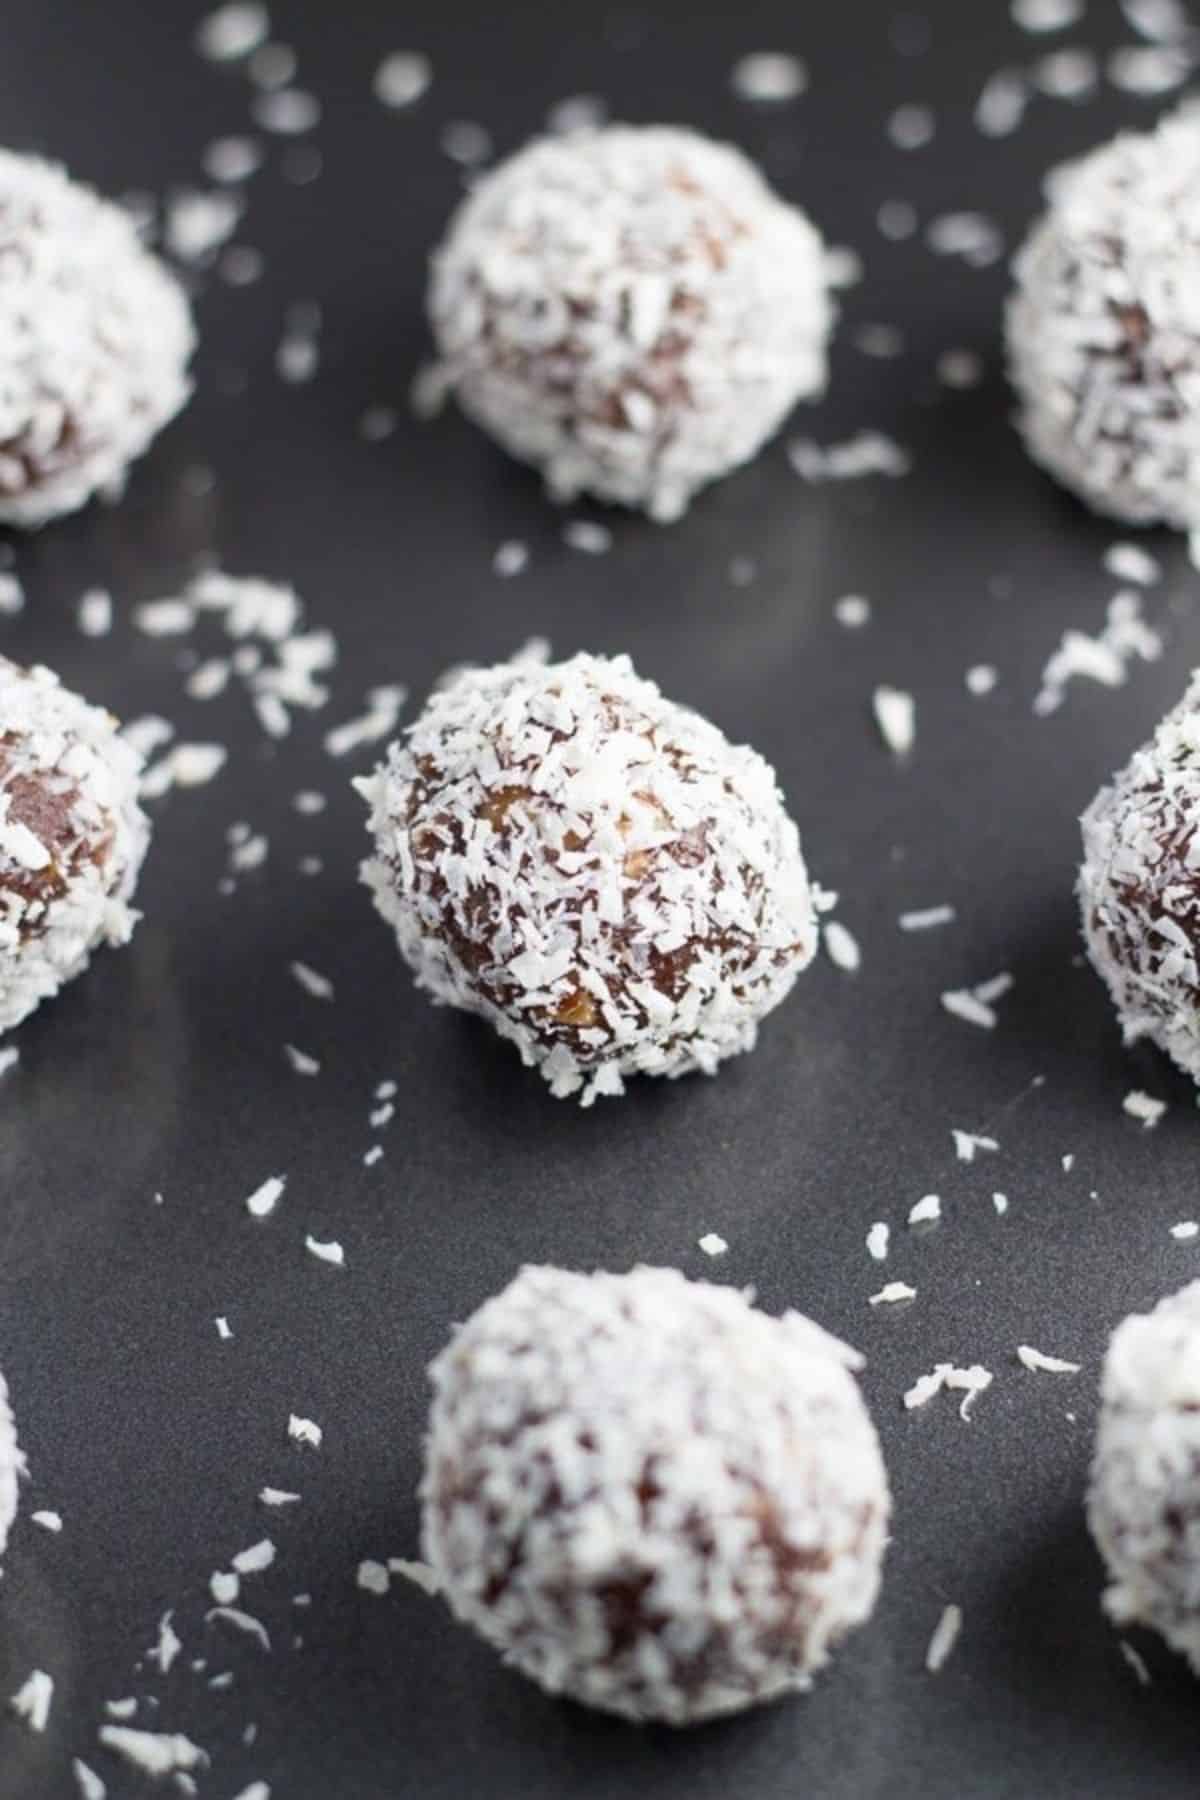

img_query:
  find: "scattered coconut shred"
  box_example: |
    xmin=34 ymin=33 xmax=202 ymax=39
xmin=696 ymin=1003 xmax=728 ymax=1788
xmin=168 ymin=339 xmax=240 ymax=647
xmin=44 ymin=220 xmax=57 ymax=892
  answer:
xmin=1017 ymin=1345 xmax=1081 ymax=1374
xmin=925 ymin=1603 xmax=963 ymax=1673
xmin=10 ymin=1670 xmax=53 ymax=1733
xmin=904 ymin=1363 xmax=994 ymax=1420
xmin=1123 ymin=1090 xmax=1166 ymax=1129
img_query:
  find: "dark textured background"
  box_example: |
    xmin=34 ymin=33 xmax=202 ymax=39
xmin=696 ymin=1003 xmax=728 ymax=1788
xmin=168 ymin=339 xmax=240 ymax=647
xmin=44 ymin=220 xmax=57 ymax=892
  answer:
xmin=2 ymin=0 xmax=1200 ymax=1794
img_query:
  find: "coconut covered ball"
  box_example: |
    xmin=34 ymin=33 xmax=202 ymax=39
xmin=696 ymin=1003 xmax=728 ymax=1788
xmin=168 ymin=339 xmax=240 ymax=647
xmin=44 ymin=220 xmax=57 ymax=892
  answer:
xmin=1089 ymin=1281 xmax=1200 ymax=1671
xmin=422 ymin=1265 xmax=890 ymax=1724
xmin=427 ymin=124 xmax=833 ymax=521
xmin=0 ymin=1371 xmax=21 ymax=1557
xmin=0 ymin=150 xmax=194 ymax=527
xmin=357 ymin=648 xmax=818 ymax=1104
xmin=1079 ymin=673 xmax=1200 ymax=1083
xmin=0 ymin=658 xmax=150 ymax=1033
xmin=1008 ymin=111 xmax=1200 ymax=529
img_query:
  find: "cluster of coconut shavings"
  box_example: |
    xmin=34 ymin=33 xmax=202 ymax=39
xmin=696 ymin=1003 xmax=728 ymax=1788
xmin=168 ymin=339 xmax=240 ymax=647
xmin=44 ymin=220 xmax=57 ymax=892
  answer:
xmin=428 ymin=125 xmax=834 ymax=522
xmin=423 ymin=1266 xmax=890 ymax=1725
xmin=1034 ymin=593 xmax=1162 ymax=717
xmin=1089 ymin=1281 xmax=1200 ymax=1672
xmin=1079 ymin=670 xmax=1200 ymax=1085
xmin=358 ymin=649 xmax=817 ymax=1103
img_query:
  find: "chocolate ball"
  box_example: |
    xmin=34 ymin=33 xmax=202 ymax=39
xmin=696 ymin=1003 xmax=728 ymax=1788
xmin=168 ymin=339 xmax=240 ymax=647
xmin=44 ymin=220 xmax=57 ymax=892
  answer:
xmin=357 ymin=649 xmax=818 ymax=1104
xmin=428 ymin=124 xmax=833 ymax=521
xmin=0 ymin=150 xmax=194 ymax=526
xmin=422 ymin=1265 xmax=890 ymax=1723
xmin=1008 ymin=111 xmax=1200 ymax=528
xmin=0 ymin=657 xmax=150 ymax=1032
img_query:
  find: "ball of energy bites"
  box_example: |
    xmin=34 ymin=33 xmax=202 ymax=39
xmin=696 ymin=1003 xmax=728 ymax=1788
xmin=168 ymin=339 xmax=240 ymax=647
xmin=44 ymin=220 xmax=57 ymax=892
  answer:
xmin=427 ymin=124 xmax=834 ymax=521
xmin=1008 ymin=110 xmax=1200 ymax=529
xmin=422 ymin=1265 xmax=891 ymax=1724
xmin=0 ymin=150 xmax=194 ymax=526
xmin=1089 ymin=1280 xmax=1200 ymax=1672
xmin=0 ymin=658 xmax=150 ymax=1033
xmin=356 ymin=648 xmax=818 ymax=1104
xmin=0 ymin=1371 xmax=21 ymax=1557
xmin=1079 ymin=673 xmax=1200 ymax=1083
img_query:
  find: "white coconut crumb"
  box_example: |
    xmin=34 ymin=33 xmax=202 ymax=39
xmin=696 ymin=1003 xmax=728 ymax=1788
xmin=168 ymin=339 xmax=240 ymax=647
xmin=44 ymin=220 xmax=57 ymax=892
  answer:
xmin=1017 ymin=1344 xmax=1081 ymax=1374
xmin=730 ymin=52 xmax=808 ymax=102
xmin=77 ymin=589 xmax=113 ymax=638
xmin=205 ymin=1607 xmax=271 ymax=1652
xmin=0 ymin=1046 xmax=20 ymax=1078
xmin=878 ymin=199 xmax=918 ymax=240
xmin=1119 ymin=1639 xmax=1152 ymax=1686
xmin=1035 ymin=594 xmax=1161 ymax=717
xmin=283 ymin=1045 xmax=320 ymax=1077
xmin=373 ymin=52 xmax=432 ymax=109
xmin=288 ymin=1414 xmax=322 ymax=1448
xmin=305 ymin=1235 xmax=344 ymax=1267
xmin=888 ymin=104 xmax=935 ymax=150
xmin=1123 ymin=1090 xmax=1166 ymax=1128
xmin=926 ymin=212 xmax=1005 ymax=269
xmin=165 ymin=190 xmax=241 ymax=264
xmin=99 ymin=1726 xmax=207 ymax=1777
xmin=293 ymin=790 xmax=326 ymax=816
xmin=369 ymin=1102 xmax=394 ymax=1129
xmin=1034 ymin=47 xmax=1099 ymax=99
xmin=993 ymin=1193 xmax=1009 ymax=1215
xmin=252 ymin=88 xmax=321 ymax=134
xmin=142 ymin=743 xmax=227 ymax=799
xmin=937 ymin=349 xmax=984 ymax=389
xmin=867 ymin=1222 xmax=891 ymax=1262
xmin=357 ymin=1559 xmax=390 ymax=1595
xmin=259 ymin=1487 xmax=300 ymax=1506
xmin=925 ymin=1604 xmax=963 ymax=1673
xmin=1170 ymin=1221 xmax=1200 ymax=1242
xmin=232 ymin=1539 xmax=276 ymax=1575
xmin=853 ymin=324 xmax=905 ymax=358
xmin=388 ymin=1558 xmax=441 ymax=1596
xmin=873 ymin=686 xmax=915 ymax=758
xmin=953 ymin=1130 xmax=999 ymax=1163
xmin=909 ymin=1195 xmax=942 ymax=1227
xmin=72 ymin=1762 xmax=107 ymax=1800
xmin=325 ymin=684 xmax=405 ymax=758
xmin=899 ymin=905 xmax=956 ymax=932
xmin=976 ymin=69 xmax=1029 ymax=136
xmin=546 ymin=95 xmax=608 ymax=136
xmin=246 ymin=1174 xmax=285 ymax=1218
xmin=870 ymin=1282 xmax=917 ymax=1306
xmin=1062 ymin=1153 xmax=1075 ymax=1172
xmin=363 ymin=1145 xmax=384 ymax=1167
xmin=790 ymin=432 xmax=911 ymax=482
xmin=1012 ymin=0 xmax=1083 ymax=27
xmin=276 ymin=333 xmax=319 ymax=385
xmin=493 ymin=540 xmax=529 ymax=578
xmin=905 ymin=1363 xmax=994 ymax=1420
xmin=1109 ymin=44 xmax=1192 ymax=93
xmin=135 ymin=598 xmax=195 ymax=637
xmin=966 ymin=664 xmax=998 ymax=696
xmin=204 ymin=136 xmax=263 ymax=185
xmin=1104 ymin=543 xmax=1161 ymax=587
xmin=210 ymin=1570 xmax=239 ymax=1604
xmin=104 ymin=1699 xmax=137 ymax=1720
xmin=248 ymin=41 xmax=296 ymax=88
xmin=359 ymin=405 xmax=397 ymax=442
xmin=10 ymin=1669 xmax=53 ymax=1732
xmin=941 ymin=972 xmax=1013 ymax=1030
xmin=216 ymin=1316 xmax=233 ymax=1340
xmin=0 ymin=572 xmax=24 ymax=615
xmin=150 ymin=1612 xmax=182 ymax=1674
xmin=824 ymin=921 xmax=862 ymax=972
xmin=376 ymin=1079 xmax=397 ymax=1100
xmin=697 ymin=1232 xmax=728 ymax=1257
xmin=31 ymin=1509 xmax=62 ymax=1532
xmin=290 ymin=961 xmax=333 ymax=1000
xmin=834 ymin=595 xmax=871 ymax=629
xmin=562 ymin=519 xmax=613 ymax=555
xmin=195 ymin=2 xmax=268 ymax=60
xmin=440 ymin=121 xmax=493 ymax=167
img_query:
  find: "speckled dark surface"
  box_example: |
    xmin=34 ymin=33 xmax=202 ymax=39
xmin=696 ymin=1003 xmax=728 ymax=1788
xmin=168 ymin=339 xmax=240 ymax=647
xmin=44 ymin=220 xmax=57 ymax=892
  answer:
xmin=3 ymin=1 xmax=1200 ymax=1795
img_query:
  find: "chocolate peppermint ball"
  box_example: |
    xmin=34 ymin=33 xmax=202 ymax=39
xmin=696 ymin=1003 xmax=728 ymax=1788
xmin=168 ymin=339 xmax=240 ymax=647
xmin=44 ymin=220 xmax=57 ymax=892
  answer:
xmin=357 ymin=649 xmax=818 ymax=1104
xmin=422 ymin=1266 xmax=890 ymax=1724
xmin=1079 ymin=673 xmax=1200 ymax=1083
xmin=428 ymin=124 xmax=833 ymax=521
xmin=0 ymin=150 xmax=194 ymax=526
xmin=1090 ymin=1281 xmax=1200 ymax=1671
xmin=1008 ymin=111 xmax=1200 ymax=528
xmin=0 ymin=658 xmax=150 ymax=1032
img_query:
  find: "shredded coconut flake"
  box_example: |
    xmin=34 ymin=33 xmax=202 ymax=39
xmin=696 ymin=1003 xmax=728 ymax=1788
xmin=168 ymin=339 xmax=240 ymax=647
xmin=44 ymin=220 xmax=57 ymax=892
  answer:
xmin=925 ymin=1604 xmax=963 ymax=1672
xmin=1123 ymin=1089 xmax=1166 ymax=1128
xmin=790 ymin=432 xmax=911 ymax=482
xmin=900 ymin=905 xmax=955 ymax=932
xmin=873 ymin=686 xmax=915 ymax=756
xmin=909 ymin=1195 xmax=942 ymax=1226
xmin=824 ymin=921 xmax=861 ymax=972
xmin=357 ymin=1559 xmax=390 ymax=1595
xmin=730 ymin=52 xmax=808 ymax=102
xmin=697 ymin=1232 xmax=728 ymax=1257
xmin=97 ymin=1728 xmax=206 ymax=1778
xmin=373 ymin=52 xmax=432 ymax=109
xmin=870 ymin=1282 xmax=916 ymax=1306
xmin=867 ymin=1222 xmax=890 ymax=1263
xmin=288 ymin=1414 xmax=322 ymax=1448
xmin=246 ymin=1174 xmax=285 ymax=1218
xmin=952 ymin=1130 xmax=999 ymax=1162
xmin=1017 ymin=1344 xmax=1081 ymax=1374
xmin=1171 ymin=1221 xmax=1200 ymax=1242
xmin=10 ymin=1669 xmax=53 ymax=1732
xmin=305 ymin=1235 xmax=344 ymax=1267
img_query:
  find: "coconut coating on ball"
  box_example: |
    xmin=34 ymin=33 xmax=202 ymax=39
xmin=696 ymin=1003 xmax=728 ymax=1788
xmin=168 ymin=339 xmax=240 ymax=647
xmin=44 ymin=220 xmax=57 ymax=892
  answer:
xmin=428 ymin=124 xmax=833 ymax=521
xmin=1008 ymin=111 xmax=1200 ymax=529
xmin=0 ymin=658 xmax=150 ymax=1033
xmin=1079 ymin=672 xmax=1200 ymax=1084
xmin=0 ymin=150 xmax=194 ymax=527
xmin=1089 ymin=1281 xmax=1200 ymax=1671
xmin=0 ymin=1371 xmax=21 ymax=1557
xmin=357 ymin=648 xmax=817 ymax=1104
xmin=422 ymin=1266 xmax=890 ymax=1724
